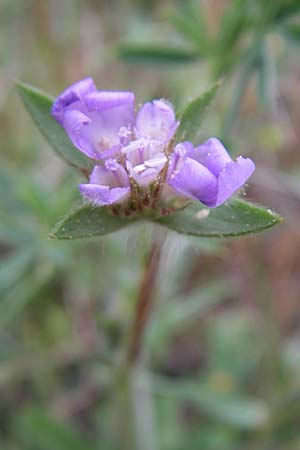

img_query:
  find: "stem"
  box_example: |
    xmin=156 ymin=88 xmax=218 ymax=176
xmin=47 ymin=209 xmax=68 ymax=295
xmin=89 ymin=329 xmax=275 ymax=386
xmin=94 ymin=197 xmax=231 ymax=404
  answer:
xmin=113 ymin=236 xmax=162 ymax=450
xmin=128 ymin=238 xmax=162 ymax=364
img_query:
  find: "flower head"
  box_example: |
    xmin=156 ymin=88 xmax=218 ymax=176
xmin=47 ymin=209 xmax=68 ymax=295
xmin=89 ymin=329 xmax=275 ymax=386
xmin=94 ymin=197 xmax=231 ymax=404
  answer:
xmin=52 ymin=78 xmax=255 ymax=211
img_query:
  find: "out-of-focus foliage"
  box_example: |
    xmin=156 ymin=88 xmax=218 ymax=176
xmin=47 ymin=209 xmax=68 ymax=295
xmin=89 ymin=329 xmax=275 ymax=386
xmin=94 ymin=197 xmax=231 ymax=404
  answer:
xmin=1 ymin=1 xmax=300 ymax=450
xmin=119 ymin=0 xmax=300 ymax=135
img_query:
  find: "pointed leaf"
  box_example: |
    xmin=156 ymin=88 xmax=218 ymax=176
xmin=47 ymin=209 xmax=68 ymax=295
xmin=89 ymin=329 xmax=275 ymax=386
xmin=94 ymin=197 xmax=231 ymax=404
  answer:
xmin=51 ymin=199 xmax=281 ymax=240
xmin=118 ymin=44 xmax=199 ymax=64
xmin=50 ymin=204 xmax=139 ymax=239
xmin=176 ymin=80 xmax=222 ymax=142
xmin=153 ymin=200 xmax=281 ymax=237
xmin=16 ymin=81 xmax=90 ymax=170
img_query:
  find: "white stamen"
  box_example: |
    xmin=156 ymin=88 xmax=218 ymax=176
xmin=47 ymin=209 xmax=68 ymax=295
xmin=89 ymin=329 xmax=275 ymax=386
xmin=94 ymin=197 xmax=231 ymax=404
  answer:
xmin=144 ymin=156 xmax=167 ymax=168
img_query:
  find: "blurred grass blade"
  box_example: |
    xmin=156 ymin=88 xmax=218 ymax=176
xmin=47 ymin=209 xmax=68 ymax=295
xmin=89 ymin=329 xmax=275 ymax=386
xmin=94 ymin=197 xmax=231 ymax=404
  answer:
xmin=118 ymin=44 xmax=199 ymax=64
xmin=169 ymin=0 xmax=210 ymax=50
xmin=50 ymin=204 xmax=139 ymax=239
xmin=15 ymin=407 xmax=97 ymax=450
xmin=153 ymin=377 xmax=269 ymax=430
xmin=176 ymin=80 xmax=222 ymax=142
xmin=0 ymin=249 xmax=34 ymax=296
xmin=147 ymin=279 xmax=232 ymax=353
xmin=154 ymin=200 xmax=281 ymax=237
xmin=0 ymin=266 xmax=53 ymax=329
xmin=16 ymin=82 xmax=90 ymax=170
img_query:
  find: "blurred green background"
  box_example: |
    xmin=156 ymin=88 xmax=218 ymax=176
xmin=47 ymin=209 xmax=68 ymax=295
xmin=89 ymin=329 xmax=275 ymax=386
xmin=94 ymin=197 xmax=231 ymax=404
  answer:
xmin=1 ymin=0 xmax=300 ymax=449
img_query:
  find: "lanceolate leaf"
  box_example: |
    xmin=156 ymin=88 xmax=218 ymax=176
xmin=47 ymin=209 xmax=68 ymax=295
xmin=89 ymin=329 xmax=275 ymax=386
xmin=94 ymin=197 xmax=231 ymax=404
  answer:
xmin=16 ymin=82 xmax=90 ymax=170
xmin=154 ymin=200 xmax=281 ymax=238
xmin=118 ymin=44 xmax=199 ymax=64
xmin=50 ymin=204 xmax=138 ymax=239
xmin=176 ymin=80 xmax=222 ymax=142
xmin=51 ymin=199 xmax=281 ymax=240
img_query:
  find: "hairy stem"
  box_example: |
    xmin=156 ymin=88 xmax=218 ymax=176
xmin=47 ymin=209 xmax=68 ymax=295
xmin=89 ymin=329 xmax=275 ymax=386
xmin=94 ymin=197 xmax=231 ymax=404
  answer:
xmin=128 ymin=238 xmax=161 ymax=364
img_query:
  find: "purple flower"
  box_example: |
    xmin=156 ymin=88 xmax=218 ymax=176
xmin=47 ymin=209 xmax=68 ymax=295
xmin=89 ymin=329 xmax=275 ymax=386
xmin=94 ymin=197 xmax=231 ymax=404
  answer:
xmin=51 ymin=77 xmax=135 ymax=160
xmin=168 ymin=139 xmax=255 ymax=207
xmin=79 ymin=159 xmax=130 ymax=206
xmin=52 ymin=78 xmax=255 ymax=209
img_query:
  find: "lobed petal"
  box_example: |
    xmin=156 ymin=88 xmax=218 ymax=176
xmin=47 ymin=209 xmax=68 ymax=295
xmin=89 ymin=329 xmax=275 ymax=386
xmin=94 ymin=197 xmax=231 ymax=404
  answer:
xmin=169 ymin=156 xmax=218 ymax=206
xmin=51 ymin=77 xmax=96 ymax=123
xmin=187 ymin=138 xmax=232 ymax=176
xmin=90 ymin=162 xmax=130 ymax=188
xmin=52 ymin=79 xmax=135 ymax=160
xmin=62 ymin=109 xmax=97 ymax=159
xmin=79 ymin=184 xmax=130 ymax=206
xmin=214 ymin=156 xmax=255 ymax=207
xmin=135 ymin=99 xmax=179 ymax=143
xmin=168 ymin=140 xmax=255 ymax=207
xmin=79 ymin=161 xmax=130 ymax=206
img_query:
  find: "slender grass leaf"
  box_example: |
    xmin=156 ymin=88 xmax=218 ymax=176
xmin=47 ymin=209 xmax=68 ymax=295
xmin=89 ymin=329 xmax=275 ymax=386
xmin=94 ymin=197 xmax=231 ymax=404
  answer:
xmin=50 ymin=204 xmax=139 ymax=239
xmin=147 ymin=279 xmax=232 ymax=353
xmin=118 ymin=44 xmax=199 ymax=64
xmin=176 ymin=80 xmax=222 ymax=142
xmin=16 ymin=81 xmax=90 ymax=170
xmin=170 ymin=14 xmax=208 ymax=50
xmin=0 ymin=249 xmax=34 ymax=297
xmin=154 ymin=377 xmax=269 ymax=429
xmin=153 ymin=200 xmax=281 ymax=238
xmin=0 ymin=266 xmax=53 ymax=329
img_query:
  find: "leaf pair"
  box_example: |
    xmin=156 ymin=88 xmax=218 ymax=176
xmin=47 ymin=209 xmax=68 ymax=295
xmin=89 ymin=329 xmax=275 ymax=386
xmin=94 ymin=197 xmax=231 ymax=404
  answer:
xmin=17 ymin=81 xmax=281 ymax=239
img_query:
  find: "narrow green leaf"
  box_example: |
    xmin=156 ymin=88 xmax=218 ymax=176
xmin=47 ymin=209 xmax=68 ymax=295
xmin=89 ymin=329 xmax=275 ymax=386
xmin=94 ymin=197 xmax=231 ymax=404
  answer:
xmin=154 ymin=200 xmax=281 ymax=237
xmin=16 ymin=81 xmax=90 ymax=170
xmin=153 ymin=376 xmax=269 ymax=429
xmin=118 ymin=44 xmax=199 ymax=64
xmin=50 ymin=204 xmax=139 ymax=239
xmin=176 ymin=80 xmax=222 ymax=142
xmin=169 ymin=0 xmax=209 ymax=50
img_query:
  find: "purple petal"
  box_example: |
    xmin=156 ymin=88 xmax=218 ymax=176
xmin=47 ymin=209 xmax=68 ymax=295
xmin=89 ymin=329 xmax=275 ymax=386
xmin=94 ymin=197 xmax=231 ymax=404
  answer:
xmin=214 ymin=156 xmax=255 ymax=207
xmin=85 ymin=91 xmax=135 ymax=113
xmin=81 ymin=91 xmax=135 ymax=158
xmin=79 ymin=184 xmax=130 ymax=206
xmin=79 ymin=161 xmax=130 ymax=206
xmin=52 ymin=81 xmax=135 ymax=160
xmin=187 ymin=138 xmax=232 ymax=176
xmin=135 ymin=100 xmax=179 ymax=143
xmin=168 ymin=157 xmax=218 ymax=206
xmin=51 ymin=77 xmax=96 ymax=123
xmin=62 ymin=108 xmax=124 ymax=160
xmin=62 ymin=109 xmax=98 ymax=159
xmin=171 ymin=139 xmax=256 ymax=207
xmin=90 ymin=161 xmax=130 ymax=188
